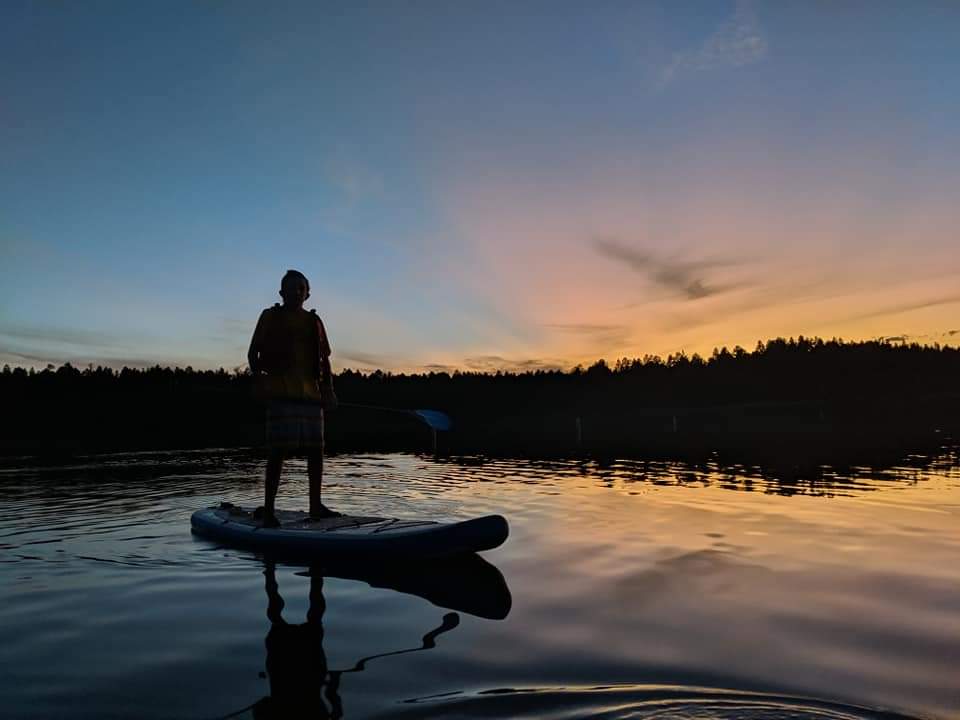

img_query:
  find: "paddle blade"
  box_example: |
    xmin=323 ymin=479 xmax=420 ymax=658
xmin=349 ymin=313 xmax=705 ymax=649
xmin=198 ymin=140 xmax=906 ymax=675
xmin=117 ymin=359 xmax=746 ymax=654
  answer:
xmin=412 ymin=409 xmax=452 ymax=431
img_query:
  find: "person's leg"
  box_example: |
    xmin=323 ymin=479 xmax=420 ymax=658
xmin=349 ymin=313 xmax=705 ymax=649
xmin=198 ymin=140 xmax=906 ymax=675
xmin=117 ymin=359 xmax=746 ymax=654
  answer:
xmin=307 ymin=451 xmax=324 ymax=517
xmin=263 ymin=449 xmax=284 ymax=525
xmin=307 ymin=451 xmax=341 ymax=518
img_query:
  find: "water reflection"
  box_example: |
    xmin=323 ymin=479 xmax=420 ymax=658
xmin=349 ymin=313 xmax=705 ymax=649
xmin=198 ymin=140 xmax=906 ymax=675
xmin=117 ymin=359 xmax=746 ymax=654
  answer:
xmin=1 ymin=444 xmax=957 ymax=501
xmin=433 ymin=446 xmax=960 ymax=498
xmin=252 ymin=563 xmax=338 ymax=718
xmin=232 ymin=555 xmax=511 ymax=718
xmin=0 ymin=450 xmax=957 ymax=719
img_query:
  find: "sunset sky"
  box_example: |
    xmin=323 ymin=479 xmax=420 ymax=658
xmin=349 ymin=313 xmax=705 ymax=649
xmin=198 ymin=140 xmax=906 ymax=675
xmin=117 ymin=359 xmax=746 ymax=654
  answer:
xmin=2 ymin=1 xmax=958 ymax=372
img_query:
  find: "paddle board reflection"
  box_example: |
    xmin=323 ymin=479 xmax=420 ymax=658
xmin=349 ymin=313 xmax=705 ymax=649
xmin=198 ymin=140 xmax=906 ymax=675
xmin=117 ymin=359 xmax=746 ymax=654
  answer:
xmin=240 ymin=554 xmax=510 ymax=719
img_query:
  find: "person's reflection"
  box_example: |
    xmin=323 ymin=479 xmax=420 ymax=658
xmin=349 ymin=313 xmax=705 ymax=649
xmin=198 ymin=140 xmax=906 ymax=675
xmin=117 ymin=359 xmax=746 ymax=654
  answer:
xmin=253 ymin=561 xmax=339 ymax=719
xmin=251 ymin=561 xmax=464 ymax=719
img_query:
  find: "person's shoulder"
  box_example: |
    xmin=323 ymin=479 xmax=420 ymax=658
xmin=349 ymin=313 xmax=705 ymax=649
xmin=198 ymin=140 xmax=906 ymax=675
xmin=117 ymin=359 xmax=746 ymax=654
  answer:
xmin=255 ymin=304 xmax=282 ymax=325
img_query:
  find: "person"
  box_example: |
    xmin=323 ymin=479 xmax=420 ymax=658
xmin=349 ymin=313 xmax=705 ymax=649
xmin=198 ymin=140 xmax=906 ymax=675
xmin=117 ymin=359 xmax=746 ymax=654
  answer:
xmin=248 ymin=270 xmax=338 ymax=527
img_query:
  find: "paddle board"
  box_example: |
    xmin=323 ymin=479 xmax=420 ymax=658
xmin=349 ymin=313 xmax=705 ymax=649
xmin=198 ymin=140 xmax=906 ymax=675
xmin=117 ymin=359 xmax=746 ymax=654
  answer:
xmin=191 ymin=502 xmax=509 ymax=560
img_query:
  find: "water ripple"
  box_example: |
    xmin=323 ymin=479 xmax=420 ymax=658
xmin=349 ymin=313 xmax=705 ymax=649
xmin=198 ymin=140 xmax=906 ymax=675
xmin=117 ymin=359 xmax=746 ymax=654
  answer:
xmin=391 ymin=685 xmax=919 ymax=719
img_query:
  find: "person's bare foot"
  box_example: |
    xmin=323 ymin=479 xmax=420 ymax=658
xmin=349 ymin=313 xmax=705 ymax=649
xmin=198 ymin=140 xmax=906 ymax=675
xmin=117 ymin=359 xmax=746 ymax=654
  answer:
xmin=310 ymin=504 xmax=343 ymax=520
xmin=253 ymin=506 xmax=282 ymax=528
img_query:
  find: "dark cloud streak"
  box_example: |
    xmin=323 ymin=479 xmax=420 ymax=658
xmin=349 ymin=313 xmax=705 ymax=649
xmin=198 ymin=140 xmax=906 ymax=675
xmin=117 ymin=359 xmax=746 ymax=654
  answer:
xmin=339 ymin=351 xmax=396 ymax=368
xmin=463 ymin=355 xmax=567 ymax=373
xmin=593 ymin=239 xmax=746 ymax=300
xmin=847 ymin=294 xmax=960 ymax=322
xmin=547 ymin=322 xmax=632 ymax=350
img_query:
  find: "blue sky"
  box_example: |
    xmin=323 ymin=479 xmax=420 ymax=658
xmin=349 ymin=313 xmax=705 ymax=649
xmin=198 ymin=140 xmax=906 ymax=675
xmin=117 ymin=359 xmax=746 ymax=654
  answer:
xmin=2 ymin=1 xmax=958 ymax=371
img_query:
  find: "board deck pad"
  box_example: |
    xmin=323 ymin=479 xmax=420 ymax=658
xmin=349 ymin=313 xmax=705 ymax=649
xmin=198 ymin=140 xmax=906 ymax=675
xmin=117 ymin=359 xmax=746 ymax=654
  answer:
xmin=222 ymin=506 xmax=439 ymax=533
xmin=191 ymin=502 xmax=509 ymax=559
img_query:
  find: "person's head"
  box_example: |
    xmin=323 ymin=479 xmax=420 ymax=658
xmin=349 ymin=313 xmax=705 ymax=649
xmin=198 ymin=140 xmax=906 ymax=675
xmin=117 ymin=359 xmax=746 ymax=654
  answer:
xmin=279 ymin=270 xmax=310 ymax=307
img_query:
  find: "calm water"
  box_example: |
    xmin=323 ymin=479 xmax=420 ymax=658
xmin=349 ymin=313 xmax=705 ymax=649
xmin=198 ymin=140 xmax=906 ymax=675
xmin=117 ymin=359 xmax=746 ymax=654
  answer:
xmin=1 ymin=450 xmax=958 ymax=719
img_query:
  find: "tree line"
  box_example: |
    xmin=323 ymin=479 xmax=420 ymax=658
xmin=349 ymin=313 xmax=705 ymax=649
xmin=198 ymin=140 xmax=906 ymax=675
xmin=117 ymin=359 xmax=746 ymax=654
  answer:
xmin=2 ymin=336 xmax=958 ymax=461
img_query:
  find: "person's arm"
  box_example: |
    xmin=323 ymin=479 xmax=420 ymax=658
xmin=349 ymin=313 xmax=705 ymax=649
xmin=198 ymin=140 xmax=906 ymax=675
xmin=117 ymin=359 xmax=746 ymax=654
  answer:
xmin=248 ymin=310 xmax=268 ymax=374
xmin=315 ymin=315 xmax=337 ymax=409
xmin=320 ymin=354 xmax=337 ymax=409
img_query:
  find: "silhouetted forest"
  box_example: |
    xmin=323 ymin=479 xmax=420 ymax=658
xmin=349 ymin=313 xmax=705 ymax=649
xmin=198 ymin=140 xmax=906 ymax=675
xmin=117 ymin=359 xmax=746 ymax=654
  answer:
xmin=3 ymin=337 xmax=959 ymax=465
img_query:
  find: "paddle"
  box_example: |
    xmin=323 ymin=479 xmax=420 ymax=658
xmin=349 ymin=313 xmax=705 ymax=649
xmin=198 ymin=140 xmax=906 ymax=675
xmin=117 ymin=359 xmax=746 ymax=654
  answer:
xmin=331 ymin=612 xmax=460 ymax=673
xmin=338 ymin=402 xmax=452 ymax=431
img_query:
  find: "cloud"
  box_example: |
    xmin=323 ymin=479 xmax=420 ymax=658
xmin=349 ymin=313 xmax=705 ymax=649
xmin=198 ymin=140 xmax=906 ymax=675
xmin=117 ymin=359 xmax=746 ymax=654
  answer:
xmin=847 ymin=294 xmax=960 ymax=323
xmin=462 ymin=355 xmax=567 ymax=373
xmin=659 ymin=1 xmax=767 ymax=86
xmin=547 ymin=322 xmax=632 ymax=349
xmin=421 ymin=363 xmax=459 ymax=374
xmin=0 ymin=323 xmax=216 ymax=370
xmin=593 ymin=238 xmax=745 ymax=300
xmin=877 ymin=329 xmax=960 ymax=345
xmin=339 ymin=351 xmax=397 ymax=369
xmin=0 ymin=324 xmax=118 ymax=349
xmin=0 ymin=349 xmax=61 ymax=366
xmin=655 ymin=274 xmax=850 ymax=332
xmin=0 ymin=348 xmax=175 ymax=370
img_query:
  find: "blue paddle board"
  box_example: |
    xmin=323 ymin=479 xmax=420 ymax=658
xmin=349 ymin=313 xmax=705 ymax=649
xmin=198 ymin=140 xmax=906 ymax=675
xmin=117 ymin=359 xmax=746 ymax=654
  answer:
xmin=191 ymin=503 xmax=509 ymax=560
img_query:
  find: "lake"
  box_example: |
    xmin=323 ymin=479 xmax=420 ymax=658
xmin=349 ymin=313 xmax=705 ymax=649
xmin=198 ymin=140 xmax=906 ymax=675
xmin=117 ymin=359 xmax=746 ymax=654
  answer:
xmin=1 ymin=449 xmax=957 ymax=719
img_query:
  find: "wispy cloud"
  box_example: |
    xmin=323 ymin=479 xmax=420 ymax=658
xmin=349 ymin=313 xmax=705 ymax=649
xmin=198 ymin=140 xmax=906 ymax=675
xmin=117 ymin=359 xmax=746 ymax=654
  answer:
xmin=339 ymin=350 xmax=397 ymax=369
xmin=421 ymin=363 xmax=460 ymax=374
xmin=0 ymin=323 xmax=206 ymax=370
xmin=0 ymin=324 xmax=118 ymax=349
xmin=846 ymin=294 xmax=960 ymax=323
xmin=547 ymin=322 xmax=632 ymax=350
xmin=0 ymin=348 xmax=175 ymax=370
xmin=593 ymin=238 xmax=745 ymax=300
xmin=659 ymin=1 xmax=767 ymax=86
xmin=462 ymin=355 xmax=567 ymax=373
xmin=657 ymin=274 xmax=849 ymax=332
xmin=874 ymin=328 xmax=960 ymax=345
xmin=0 ymin=349 xmax=61 ymax=366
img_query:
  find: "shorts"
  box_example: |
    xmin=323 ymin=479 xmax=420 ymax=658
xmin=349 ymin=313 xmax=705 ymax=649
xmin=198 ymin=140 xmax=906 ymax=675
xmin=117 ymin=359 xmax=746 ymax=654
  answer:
xmin=265 ymin=400 xmax=324 ymax=452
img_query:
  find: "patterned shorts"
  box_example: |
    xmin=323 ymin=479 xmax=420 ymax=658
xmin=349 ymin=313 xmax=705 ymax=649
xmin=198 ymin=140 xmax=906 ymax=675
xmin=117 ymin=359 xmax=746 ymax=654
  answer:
xmin=265 ymin=401 xmax=324 ymax=452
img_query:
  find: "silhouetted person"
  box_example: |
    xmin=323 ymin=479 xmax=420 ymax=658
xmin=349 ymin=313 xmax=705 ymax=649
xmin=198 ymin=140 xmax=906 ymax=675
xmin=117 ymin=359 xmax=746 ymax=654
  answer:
xmin=253 ymin=562 xmax=341 ymax=719
xmin=248 ymin=270 xmax=338 ymax=527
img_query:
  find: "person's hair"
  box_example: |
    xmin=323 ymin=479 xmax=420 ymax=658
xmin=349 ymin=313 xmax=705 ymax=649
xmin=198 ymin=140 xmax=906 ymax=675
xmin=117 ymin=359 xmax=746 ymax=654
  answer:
xmin=281 ymin=269 xmax=310 ymax=294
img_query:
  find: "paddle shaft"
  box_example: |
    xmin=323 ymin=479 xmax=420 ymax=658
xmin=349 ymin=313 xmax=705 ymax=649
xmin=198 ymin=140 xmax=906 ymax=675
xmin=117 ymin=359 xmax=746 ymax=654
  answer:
xmin=338 ymin=402 xmax=451 ymax=440
xmin=339 ymin=401 xmax=415 ymax=416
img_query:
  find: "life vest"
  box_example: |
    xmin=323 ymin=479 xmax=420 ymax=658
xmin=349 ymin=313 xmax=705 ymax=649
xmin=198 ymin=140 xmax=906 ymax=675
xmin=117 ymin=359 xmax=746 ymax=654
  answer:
xmin=254 ymin=305 xmax=331 ymax=402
